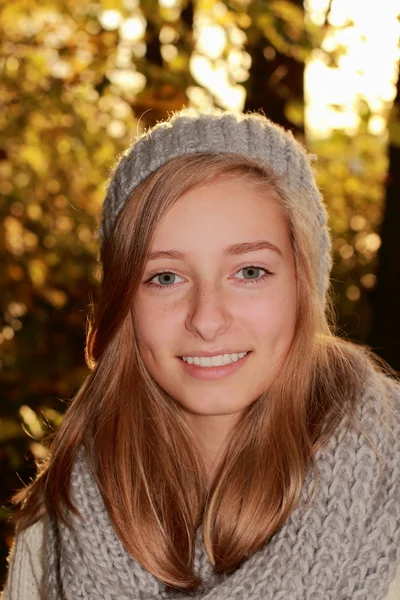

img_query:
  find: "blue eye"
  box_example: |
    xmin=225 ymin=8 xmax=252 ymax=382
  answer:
xmin=149 ymin=272 xmax=182 ymax=287
xmin=236 ymin=266 xmax=268 ymax=283
xmin=145 ymin=266 xmax=274 ymax=289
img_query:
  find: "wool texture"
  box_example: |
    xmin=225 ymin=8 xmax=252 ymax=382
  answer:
xmin=42 ymin=361 xmax=400 ymax=600
xmin=97 ymin=108 xmax=333 ymax=304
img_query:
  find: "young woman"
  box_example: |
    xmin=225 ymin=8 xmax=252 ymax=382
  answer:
xmin=2 ymin=108 xmax=400 ymax=599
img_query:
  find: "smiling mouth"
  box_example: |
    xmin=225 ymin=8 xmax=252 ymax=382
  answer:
xmin=176 ymin=351 xmax=251 ymax=380
xmin=178 ymin=351 xmax=252 ymax=366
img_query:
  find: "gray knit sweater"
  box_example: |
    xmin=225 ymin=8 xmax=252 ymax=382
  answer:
xmin=2 ymin=366 xmax=400 ymax=599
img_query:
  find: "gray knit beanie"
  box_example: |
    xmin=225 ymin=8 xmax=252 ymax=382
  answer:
xmin=97 ymin=107 xmax=333 ymax=304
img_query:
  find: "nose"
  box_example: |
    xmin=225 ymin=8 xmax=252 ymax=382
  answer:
xmin=185 ymin=282 xmax=232 ymax=340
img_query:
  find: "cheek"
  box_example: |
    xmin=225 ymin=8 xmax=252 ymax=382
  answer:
xmin=247 ymin=287 xmax=296 ymax=346
xmin=135 ymin=300 xmax=178 ymax=354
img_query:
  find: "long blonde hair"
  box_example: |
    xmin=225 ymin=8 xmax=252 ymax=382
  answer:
xmin=10 ymin=153 xmax=398 ymax=592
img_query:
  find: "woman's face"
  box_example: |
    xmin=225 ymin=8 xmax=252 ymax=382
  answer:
xmin=134 ymin=175 xmax=297 ymax=443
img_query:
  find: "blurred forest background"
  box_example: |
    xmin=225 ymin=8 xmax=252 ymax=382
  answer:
xmin=1 ymin=0 xmax=400 ymax=586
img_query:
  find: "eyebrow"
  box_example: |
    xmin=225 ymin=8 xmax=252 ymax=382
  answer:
xmin=147 ymin=240 xmax=283 ymax=261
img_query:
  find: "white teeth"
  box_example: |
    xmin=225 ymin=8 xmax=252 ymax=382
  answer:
xmin=181 ymin=351 xmax=248 ymax=367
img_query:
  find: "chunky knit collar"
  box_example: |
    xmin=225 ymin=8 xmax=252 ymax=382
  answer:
xmin=43 ymin=367 xmax=400 ymax=600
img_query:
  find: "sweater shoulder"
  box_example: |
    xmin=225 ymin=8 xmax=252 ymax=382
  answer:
xmin=364 ymin=368 xmax=400 ymax=427
xmin=378 ymin=372 xmax=400 ymax=428
xmin=0 ymin=519 xmax=44 ymax=600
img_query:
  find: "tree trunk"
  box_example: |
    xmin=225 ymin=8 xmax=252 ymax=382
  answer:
xmin=366 ymin=69 xmax=400 ymax=372
xmin=243 ymin=0 xmax=305 ymax=140
xmin=133 ymin=0 xmax=195 ymax=128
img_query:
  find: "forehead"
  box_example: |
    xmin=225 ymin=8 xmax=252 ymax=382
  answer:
xmin=148 ymin=176 xmax=290 ymax=257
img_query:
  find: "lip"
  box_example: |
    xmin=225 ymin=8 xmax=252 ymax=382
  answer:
xmin=177 ymin=351 xmax=251 ymax=381
xmin=178 ymin=349 xmax=250 ymax=358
